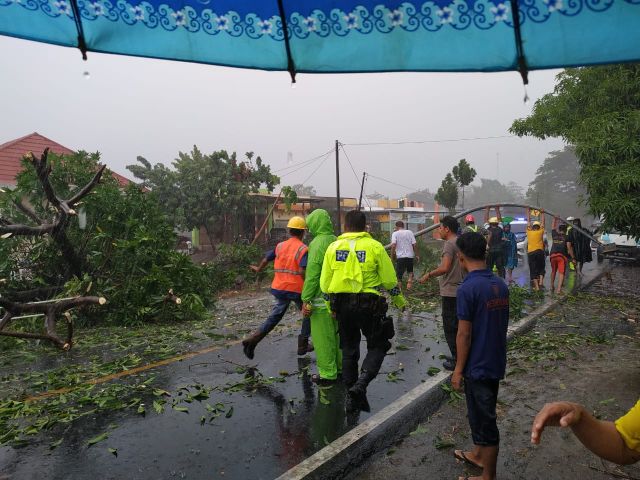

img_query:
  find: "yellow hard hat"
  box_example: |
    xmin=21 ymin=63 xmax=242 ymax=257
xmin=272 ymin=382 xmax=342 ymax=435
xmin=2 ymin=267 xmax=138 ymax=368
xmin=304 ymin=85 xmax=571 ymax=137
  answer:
xmin=489 ymin=217 xmax=499 ymax=224
xmin=532 ymin=220 xmax=541 ymax=227
xmin=287 ymin=216 xmax=306 ymax=229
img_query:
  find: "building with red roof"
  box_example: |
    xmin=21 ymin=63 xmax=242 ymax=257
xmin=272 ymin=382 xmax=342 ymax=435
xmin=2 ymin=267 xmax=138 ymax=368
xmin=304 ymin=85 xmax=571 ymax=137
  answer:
xmin=0 ymin=132 xmax=132 ymax=187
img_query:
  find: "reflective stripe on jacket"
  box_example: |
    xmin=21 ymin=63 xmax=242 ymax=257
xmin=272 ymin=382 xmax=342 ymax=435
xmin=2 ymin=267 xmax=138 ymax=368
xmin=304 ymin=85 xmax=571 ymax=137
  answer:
xmin=272 ymin=237 xmax=308 ymax=293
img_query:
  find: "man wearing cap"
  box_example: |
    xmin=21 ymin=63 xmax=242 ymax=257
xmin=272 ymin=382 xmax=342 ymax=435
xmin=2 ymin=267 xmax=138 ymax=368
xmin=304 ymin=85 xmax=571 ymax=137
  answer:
xmin=243 ymin=216 xmax=312 ymax=359
xmin=526 ymin=211 xmax=546 ymax=291
xmin=486 ymin=216 xmax=506 ymax=278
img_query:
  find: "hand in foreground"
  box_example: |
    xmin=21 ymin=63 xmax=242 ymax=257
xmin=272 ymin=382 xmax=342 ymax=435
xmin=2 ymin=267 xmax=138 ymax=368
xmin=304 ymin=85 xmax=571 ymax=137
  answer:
xmin=531 ymin=401 xmax=583 ymax=445
xmin=418 ymin=274 xmax=429 ymax=284
xmin=249 ymin=265 xmax=260 ymax=273
xmin=302 ymin=303 xmax=312 ymax=318
xmin=451 ymin=370 xmax=464 ymax=392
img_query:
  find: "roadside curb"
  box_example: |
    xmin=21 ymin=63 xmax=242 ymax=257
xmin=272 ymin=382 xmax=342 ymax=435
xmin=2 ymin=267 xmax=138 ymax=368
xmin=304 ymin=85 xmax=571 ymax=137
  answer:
xmin=276 ymin=268 xmax=609 ymax=480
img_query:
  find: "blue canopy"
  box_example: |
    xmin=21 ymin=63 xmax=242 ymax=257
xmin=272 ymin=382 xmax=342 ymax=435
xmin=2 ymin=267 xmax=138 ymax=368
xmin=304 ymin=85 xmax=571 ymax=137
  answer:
xmin=1 ymin=0 xmax=639 ymax=82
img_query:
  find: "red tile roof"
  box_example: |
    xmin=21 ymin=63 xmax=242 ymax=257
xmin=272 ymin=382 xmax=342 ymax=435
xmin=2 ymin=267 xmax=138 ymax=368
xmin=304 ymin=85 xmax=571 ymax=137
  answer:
xmin=0 ymin=132 xmax=132 ymax=187
xmin=0 ymin=132 xmax=74 ymax=186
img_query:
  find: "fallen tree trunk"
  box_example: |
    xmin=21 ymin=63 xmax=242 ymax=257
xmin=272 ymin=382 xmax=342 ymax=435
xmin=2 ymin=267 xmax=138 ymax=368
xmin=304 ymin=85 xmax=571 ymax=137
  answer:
xmin=0 ymin=296 xmax=106 ymax=350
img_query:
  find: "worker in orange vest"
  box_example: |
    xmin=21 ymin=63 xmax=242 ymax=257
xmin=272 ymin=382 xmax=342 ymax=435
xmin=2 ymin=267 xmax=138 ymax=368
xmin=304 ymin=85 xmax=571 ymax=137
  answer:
xmin=242 ymin=216 xmax=313 ymax=359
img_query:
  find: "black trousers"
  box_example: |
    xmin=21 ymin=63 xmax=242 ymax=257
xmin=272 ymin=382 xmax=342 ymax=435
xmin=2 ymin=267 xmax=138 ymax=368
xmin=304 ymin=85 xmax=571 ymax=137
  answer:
xmin=486 ymin=248 xmax=505 ymax=278
xmin=330 ymin=293 xmax=394 ymax=387
xmin=441 ymin=296 xmax=458 ymax=359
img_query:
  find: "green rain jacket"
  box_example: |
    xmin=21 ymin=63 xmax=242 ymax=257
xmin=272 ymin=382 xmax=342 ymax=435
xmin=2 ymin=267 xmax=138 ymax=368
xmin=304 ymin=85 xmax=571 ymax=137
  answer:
xmin=320 ymin=231 xmax=406 ymax=309
xmin=301 ymin=209 xmax=337 ymax=309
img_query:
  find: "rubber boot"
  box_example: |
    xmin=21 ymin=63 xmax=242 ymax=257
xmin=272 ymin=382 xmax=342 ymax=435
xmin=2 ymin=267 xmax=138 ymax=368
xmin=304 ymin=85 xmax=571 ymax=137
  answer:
xmin=347 ymin=370 xmax=375 ymax=412
xmin=297 ymin=335 xmax=312 ymax=356
xmin=242 ymin=330 xmax=266 ymax=360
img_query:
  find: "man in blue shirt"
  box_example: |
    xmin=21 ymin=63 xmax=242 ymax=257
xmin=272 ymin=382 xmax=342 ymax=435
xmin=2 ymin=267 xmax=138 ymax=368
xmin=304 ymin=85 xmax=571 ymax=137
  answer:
xmin=452 ymin=231 xmax=509 ymax=480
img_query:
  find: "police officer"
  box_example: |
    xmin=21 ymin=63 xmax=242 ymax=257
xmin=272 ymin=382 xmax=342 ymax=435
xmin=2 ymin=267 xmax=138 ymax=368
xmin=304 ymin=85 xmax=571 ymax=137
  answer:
xmin=320 ymin=210 xmax=406 ymax=412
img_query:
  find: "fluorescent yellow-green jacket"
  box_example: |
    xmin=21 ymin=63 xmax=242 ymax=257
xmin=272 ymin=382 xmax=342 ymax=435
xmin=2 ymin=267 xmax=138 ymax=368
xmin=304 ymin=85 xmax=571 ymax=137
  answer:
xmin=320 ymin=231 xmax=406 ymax=309
xmin=301 ymin=209 xmax=337 ymax=309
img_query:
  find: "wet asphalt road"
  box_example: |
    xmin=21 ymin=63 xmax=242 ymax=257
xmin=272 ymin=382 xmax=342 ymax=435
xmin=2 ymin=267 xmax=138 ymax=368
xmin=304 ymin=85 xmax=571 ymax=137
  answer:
xmin=0 ymin=260 xmax=604 ymax=480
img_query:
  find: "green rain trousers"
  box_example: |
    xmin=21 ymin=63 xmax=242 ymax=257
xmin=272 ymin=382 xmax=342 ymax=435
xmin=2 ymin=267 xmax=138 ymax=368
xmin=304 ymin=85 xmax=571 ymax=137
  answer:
xmin=310 ymin=308 xmax=342 ymax=380
xmin=301 ymin=209 xmax=342 ymax=380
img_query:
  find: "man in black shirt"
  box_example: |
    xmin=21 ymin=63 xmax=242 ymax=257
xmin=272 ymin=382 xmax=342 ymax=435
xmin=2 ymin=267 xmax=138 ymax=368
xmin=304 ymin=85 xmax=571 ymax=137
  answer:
xmin=485 ymin=216 xmax=505 ymax=279
xmin=549 ymin=218 xmax=569 ymax=294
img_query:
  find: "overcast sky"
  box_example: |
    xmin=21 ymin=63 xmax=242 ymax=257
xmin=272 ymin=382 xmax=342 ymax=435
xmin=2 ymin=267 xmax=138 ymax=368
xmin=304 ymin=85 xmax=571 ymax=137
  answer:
xmin=0 ymin=35 xmax=565 ymax=199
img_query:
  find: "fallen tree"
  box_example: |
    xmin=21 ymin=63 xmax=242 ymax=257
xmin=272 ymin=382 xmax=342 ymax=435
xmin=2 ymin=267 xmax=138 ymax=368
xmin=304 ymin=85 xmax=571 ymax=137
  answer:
xmin=0 ymin=148 xmax=232 ymax=350
xmin=0 ymin=149 xmax=106 ymax=348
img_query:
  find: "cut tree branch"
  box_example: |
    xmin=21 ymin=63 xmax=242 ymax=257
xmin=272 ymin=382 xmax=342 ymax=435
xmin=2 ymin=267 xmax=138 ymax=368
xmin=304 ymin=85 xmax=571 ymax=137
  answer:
xmin=0 ymin=296 xmax=106 ymax=349
xmin=12 ymin=199 xmax=42 ymax=224
xmin=68 ymin=164 xmax=106 ymax=206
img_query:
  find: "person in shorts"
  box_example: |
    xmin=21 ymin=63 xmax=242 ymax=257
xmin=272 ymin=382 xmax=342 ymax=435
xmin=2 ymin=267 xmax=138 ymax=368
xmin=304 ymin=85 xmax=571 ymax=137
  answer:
xmin=391 ymin=221 xmax=418 ymax=290
xmin=452 ymin=232 xmax=509 ymax=480
xmin=549 ymin=218 xmax=569 ymax=294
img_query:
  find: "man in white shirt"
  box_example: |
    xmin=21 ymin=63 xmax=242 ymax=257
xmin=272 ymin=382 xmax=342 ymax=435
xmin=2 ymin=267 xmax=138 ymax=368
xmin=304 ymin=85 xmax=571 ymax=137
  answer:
xmin=391 ymin=221 xmax=419 ymax=290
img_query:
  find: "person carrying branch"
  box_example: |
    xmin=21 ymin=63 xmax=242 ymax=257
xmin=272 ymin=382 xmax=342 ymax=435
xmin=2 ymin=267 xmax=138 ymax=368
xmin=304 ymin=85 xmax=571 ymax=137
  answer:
xmin=485 ymin=207 xmax=506 ymax=279
xmin=526 ymin=209 xmax=546 ymax=291
xmin=549 ymin=217 xmax=569 ymax=294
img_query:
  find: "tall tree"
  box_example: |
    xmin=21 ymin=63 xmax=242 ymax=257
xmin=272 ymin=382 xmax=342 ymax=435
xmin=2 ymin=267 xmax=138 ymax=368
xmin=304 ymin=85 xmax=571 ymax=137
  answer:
xmin=511 ymin=65 xmax=640 ymax=237
xmin=526 ymin=147 xmax=588 ymax=218
xmin=407 ymin=188 xmax=435 ymax=207
xmin=128 ymin=147 xmax=279 ymax=241
xmin=452 ymin=158 xmax=477 ymax=208
xmin=465 ymin=178 xmax=519 ymax=206
xmin=434 ymin=173 xmax=459 ymax=214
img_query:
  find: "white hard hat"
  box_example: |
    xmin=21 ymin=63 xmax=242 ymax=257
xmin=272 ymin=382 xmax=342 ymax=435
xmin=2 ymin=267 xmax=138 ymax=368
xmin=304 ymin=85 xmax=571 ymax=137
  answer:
xmin=566 ymin=216 xmax=575 ymax=221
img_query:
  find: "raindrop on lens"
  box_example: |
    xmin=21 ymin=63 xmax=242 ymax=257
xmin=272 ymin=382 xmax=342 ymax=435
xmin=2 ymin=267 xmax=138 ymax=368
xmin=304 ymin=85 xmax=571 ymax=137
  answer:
xmin=83 ymin=71 xmax=91 ymax=80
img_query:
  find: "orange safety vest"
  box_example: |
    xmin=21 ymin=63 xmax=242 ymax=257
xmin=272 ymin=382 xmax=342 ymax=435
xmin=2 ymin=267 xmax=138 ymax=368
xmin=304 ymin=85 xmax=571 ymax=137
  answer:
xmin=272 ymin=237 xmax=308 ymax=293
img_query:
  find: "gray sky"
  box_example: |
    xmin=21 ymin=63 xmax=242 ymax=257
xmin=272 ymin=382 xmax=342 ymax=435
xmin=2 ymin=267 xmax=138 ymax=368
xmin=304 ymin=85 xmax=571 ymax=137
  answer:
xmin=0 ymin=35 xmax=565 ymax=199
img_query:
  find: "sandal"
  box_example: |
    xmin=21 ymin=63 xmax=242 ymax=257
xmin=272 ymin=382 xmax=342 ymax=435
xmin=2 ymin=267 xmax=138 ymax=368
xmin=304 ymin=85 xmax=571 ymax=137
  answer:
xmin=453 ymin=450 xmax=483 ymax=469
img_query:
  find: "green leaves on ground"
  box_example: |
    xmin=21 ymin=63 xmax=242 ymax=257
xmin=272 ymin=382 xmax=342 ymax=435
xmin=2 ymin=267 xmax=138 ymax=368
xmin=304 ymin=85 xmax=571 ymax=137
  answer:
xmin=87 ymin=432 xmax=108 ymax=446
xmin=434 ymin=435 xmax=456 ymax=449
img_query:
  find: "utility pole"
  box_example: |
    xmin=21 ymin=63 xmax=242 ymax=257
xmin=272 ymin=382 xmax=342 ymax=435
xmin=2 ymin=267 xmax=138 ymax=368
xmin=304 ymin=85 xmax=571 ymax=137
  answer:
xmin=358 ymin=171 xmax=367 ymax=211
xmin=335 ymin=139 xmax=341 ymax=233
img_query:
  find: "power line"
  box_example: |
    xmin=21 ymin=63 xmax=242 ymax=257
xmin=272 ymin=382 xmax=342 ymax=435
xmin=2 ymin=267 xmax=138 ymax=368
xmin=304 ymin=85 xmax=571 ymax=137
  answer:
xmin=273 ymin=148 xmax=333 ymax=174
xmin=279 ymin=151 xmax=331 ymax=178
xmin=365 ymin=173 xmax=422 ymax=193
xmin=300 ymin=153 xmax=331 ymax=186
xmin=339 ymin=145 xmax=363 ymax=187
xmin=342 ymin=135 xmax=514 ymax=146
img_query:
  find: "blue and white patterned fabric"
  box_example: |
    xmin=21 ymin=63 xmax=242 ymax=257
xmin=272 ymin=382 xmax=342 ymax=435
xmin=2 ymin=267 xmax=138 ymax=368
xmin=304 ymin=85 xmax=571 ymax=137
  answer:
xmin=1 ymin=0 xmax=639 ymax=74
